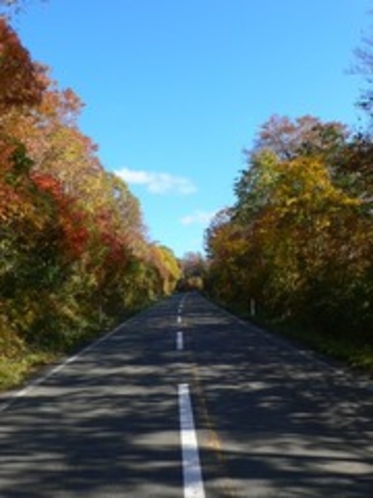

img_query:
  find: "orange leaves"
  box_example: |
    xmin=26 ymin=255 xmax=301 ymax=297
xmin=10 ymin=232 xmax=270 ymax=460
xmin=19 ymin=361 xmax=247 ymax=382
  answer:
xmin=31 ymin=171 xmax=63 ymax=198
xmin=0 ymin=182 xmax=23 ymax=222
xmin=0 ymin=19 xmax=44 ymax=108
xmin=0 ymin=14 xmax=183 ymax=355
xmin=206 ymin=115 xmax=373 ymax=335
xmin=60 ymin=212 xmax=90 ymax=260
xmin=36 ymin=84 xmax=85 ymax=127
xmin=0 ymin=141 xmax=37 ymax=225
xmin=30 ymin=172 xmax=87 ymax=259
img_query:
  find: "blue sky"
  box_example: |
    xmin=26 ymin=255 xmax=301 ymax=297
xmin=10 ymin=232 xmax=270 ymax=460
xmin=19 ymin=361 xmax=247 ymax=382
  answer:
xmin=10 ymin=0 xmax=371 ymax=257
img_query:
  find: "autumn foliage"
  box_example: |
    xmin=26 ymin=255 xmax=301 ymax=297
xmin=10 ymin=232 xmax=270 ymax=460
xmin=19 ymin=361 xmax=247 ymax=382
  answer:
xmin=0 ymin=18 xmax=44 ymax=108
xmin=205 ymin=115 xmax=372 ymax=343
xmin=0 ymin=18 xmax=181 ymax=361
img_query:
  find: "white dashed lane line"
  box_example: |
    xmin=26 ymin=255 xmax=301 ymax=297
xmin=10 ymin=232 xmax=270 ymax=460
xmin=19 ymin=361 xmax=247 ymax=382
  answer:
xmin=176 ymin=331 xmax=184 ymax=351
xmin=178 ymin=383 xmax=206 ymax=498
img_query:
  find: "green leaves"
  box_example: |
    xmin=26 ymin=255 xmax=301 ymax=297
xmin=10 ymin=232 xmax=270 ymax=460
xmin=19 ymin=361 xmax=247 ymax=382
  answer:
xmin=0 ymin=16 xmax=181 ymax=367
xmin=205 ymin=115 xmax=373 ymax=340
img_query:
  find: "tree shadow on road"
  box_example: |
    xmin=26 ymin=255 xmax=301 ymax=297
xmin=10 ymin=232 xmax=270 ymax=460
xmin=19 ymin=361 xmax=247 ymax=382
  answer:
xmin=185 ymin=293 xmax=373 ymax=498
xmin=0 ymin=298 xmax=184 ymax=498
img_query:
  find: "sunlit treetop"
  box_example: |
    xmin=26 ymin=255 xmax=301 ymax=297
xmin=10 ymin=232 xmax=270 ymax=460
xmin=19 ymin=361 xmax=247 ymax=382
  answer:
xmin=0 ymin=18 xmax=45 ymax=108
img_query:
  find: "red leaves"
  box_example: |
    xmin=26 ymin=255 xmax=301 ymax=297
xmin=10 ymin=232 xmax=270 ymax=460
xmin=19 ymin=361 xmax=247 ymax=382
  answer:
xmin=0 ymin=18 xmax=45 ymax=108
xmin=0 ymin=14 xmax=182 ymax=357
xmin=31 ymin=172 xmax=90 ymax=259
xmin=31 ymin=171 xmax=63 ymax=199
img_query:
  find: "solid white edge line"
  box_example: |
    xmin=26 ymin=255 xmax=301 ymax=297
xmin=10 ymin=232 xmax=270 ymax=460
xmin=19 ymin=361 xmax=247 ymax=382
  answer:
xmin=178 ymin=383 xmax=205 ymax=498
xmin=210 ymin=298 xmax=373 ymax=389
xmin=0 ymin=319 xmax=131 ymax=413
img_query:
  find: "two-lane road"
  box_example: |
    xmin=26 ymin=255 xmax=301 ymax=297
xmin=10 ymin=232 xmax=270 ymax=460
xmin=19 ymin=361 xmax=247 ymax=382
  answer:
xmin=0 ymin=292 xmax=372 ymax=497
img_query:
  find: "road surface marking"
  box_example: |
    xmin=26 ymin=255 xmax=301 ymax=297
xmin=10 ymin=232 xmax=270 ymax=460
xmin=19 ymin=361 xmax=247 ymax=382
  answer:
xmin=177 ymin=331 xmax=184 ymax=351
xmin=178 ymin=383 xmax=205 ymax=498
xmin=177 ymin=315 xmax=182 ymax=324
xmin=0 ymin=320 xmax=132 ymax=413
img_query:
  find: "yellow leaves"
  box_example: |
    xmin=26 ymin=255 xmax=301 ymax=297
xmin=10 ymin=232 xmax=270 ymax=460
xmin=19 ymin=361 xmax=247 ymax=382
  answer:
xmin=206 ymin=114 xmax=373 ymax=338
xmin=147 ymin=244 xmax=181 ymax=295
xmin=284 ymin=197 xmax=297 ymax=207
xmin=263 ymin=156 xmax=362 ymax=222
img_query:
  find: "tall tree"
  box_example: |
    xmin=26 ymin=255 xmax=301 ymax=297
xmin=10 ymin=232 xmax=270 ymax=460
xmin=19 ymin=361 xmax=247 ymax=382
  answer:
xmin=206 ymin=115 xmax=372 ymax=337
xmin=0 ymin=13 xmax=178 ymax=360
xmin=0 ymin=19 xmax=44 ymax=109
xmin=354 ymin=28 xmax=373 ymax=120
xmin=250 ymin=115 xmax=348 ymax=161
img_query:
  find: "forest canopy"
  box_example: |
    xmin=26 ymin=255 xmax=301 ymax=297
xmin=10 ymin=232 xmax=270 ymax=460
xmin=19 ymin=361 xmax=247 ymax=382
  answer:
xmin=0 ymin=16 xmax=181 ymax=385
xmin=204 ymin=113 xmax=372 ymax=344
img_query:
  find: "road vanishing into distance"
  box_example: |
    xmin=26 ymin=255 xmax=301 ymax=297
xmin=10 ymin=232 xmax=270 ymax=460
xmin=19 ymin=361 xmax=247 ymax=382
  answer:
xmin=0 ymin=292 xmax=372 ymax=497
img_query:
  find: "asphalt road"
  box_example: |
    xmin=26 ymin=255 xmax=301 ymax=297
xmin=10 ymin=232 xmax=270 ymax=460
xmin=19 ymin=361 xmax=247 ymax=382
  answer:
xmin=0 ymin=292 xmax=372 ymax=497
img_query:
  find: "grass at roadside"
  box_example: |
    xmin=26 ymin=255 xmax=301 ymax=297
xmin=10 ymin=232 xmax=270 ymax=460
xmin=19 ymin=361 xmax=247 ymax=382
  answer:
xmin=0 ymin=351 xmax=58 ymax=391
xmin=212 ymin=298 xmax=373 ymax=377
xmin=252 ymin=316 xmax=373 ymax=377
xmin=0 ymin=303 xmax=153 ymax=393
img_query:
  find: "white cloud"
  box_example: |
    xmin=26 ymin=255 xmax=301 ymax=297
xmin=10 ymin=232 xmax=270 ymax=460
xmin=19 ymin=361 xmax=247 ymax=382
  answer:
xmin=180 ymin=209 xmax=217 ymax=226
xmin=115 ymin=167 xmax=197 ymax=195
